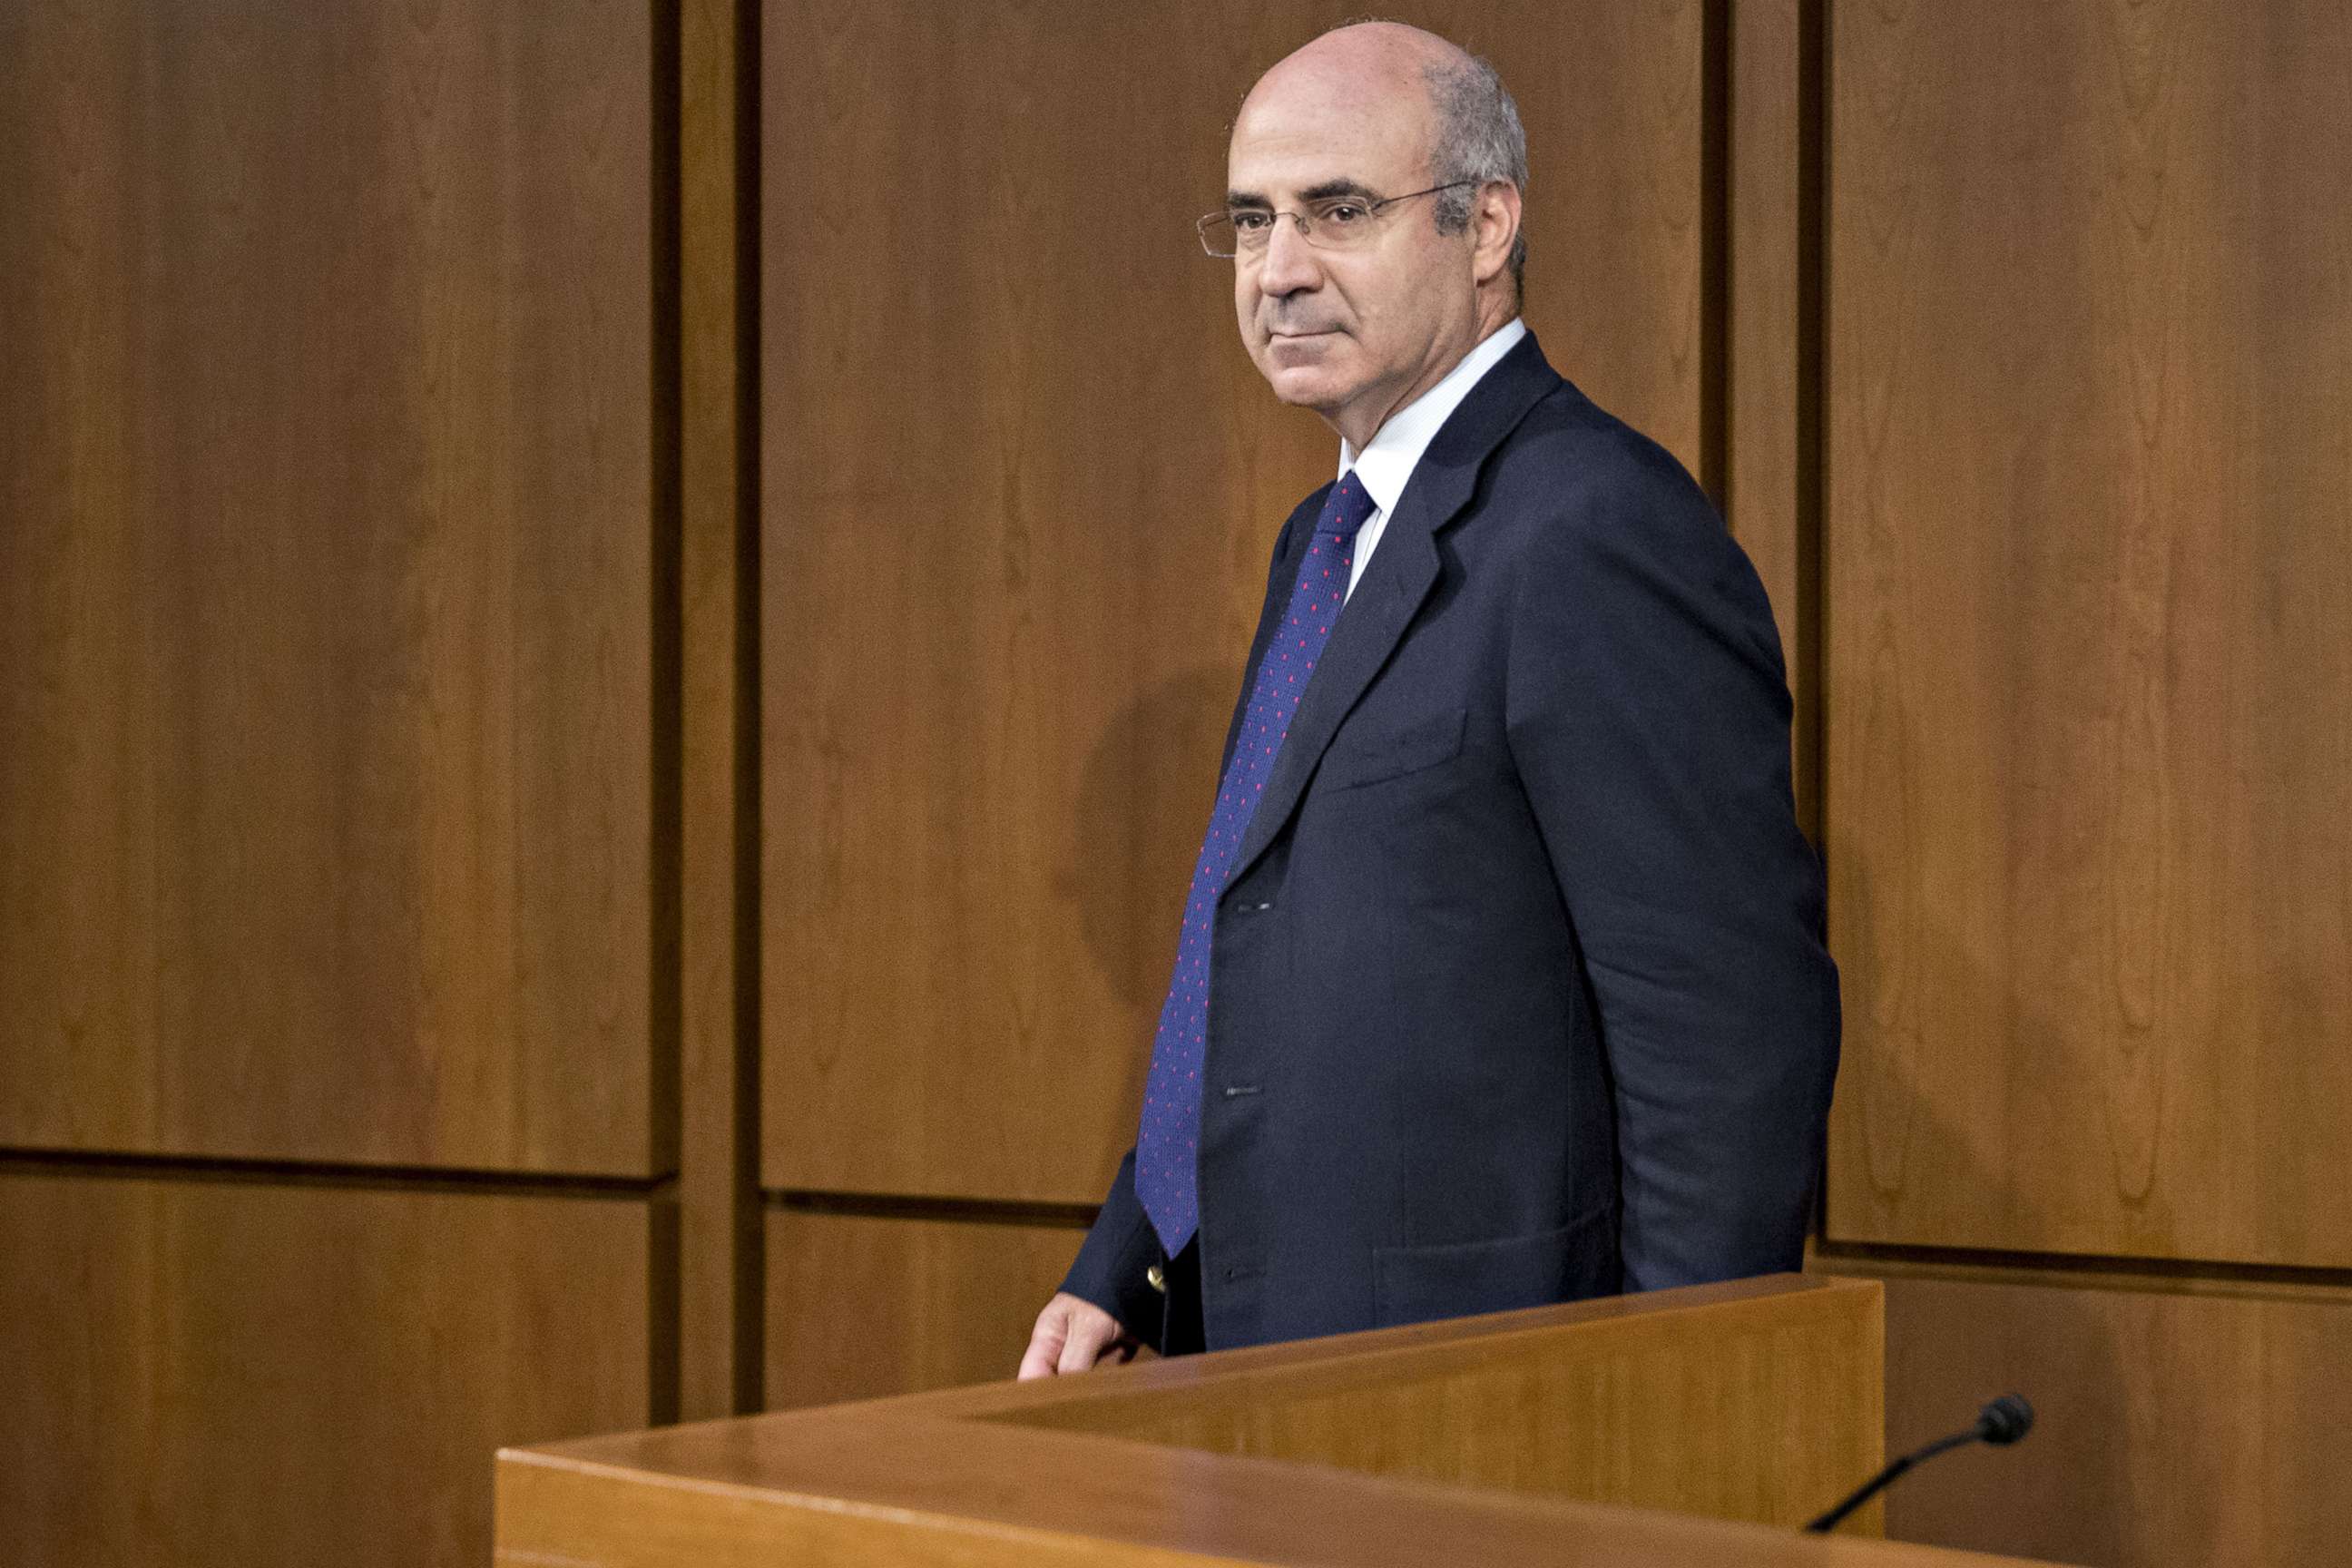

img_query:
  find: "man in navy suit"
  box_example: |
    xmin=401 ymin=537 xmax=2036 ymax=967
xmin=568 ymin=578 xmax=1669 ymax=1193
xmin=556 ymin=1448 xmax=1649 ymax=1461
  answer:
xmin=1021 ymin=20 xmax=1838 ymax=1375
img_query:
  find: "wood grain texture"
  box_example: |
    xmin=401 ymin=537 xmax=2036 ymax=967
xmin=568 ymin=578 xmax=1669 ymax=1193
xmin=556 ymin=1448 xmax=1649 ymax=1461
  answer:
xmin=997 ymin=1274 xmax=1884 ymax=1532
xmin=513 ymin=1277 xmax=2050 ymax=1568
xmin=1824 ymin=0 xmax=2352 ymax=1264
xmin=765 ymin=1207 xmax=1087 ymax=1410
xmin=501 ymin=1433 xmax=2033 ymax=1568
xmin=0 ymin=0 xmax=657 ymax=1172
xmin=1817 ymin=1261 xmax=2352 ymax=1568
xmin=760 ymin=1 xmax=1713 ymax=1203
xmin=678 ymin=0 xmax=760 ymax=1422
xmin=1730 ymin=0 xmax=1815 ymax=828
xmin=0 ymin=1171 xmax=651 ymax=1568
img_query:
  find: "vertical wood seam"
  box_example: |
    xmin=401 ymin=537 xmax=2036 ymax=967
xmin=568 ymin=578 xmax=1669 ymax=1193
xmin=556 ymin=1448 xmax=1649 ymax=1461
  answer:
xmin=730 ymin=0 xmax=766 ymax=1417
xmin=1798 ymin=0 xmax=1827 ymax=853
xmin=1703 ymin=0 xmax=1733 ymax=513
xmin=677 ymin=0 xmax=762 ymax=1423
xmin=648 ymin=0 xmax=687 ymax=1428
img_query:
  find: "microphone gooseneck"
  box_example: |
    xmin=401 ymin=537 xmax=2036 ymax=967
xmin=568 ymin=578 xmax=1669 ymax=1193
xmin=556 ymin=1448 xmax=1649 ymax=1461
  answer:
xmin=1804 ymin=1395 xmax=2035 ymax=1534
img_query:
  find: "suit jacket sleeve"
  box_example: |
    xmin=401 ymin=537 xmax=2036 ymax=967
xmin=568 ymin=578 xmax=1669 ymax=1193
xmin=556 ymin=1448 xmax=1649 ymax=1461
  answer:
xmin=1059 ymin=1149 xmax=1166 ymax=1342
xmin=1503 ymin=440 xmax=1840 ymax=1292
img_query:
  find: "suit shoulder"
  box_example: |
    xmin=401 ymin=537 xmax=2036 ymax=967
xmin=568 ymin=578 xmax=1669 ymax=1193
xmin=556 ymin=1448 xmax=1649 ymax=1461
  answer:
xmin=1483 ymin=383 xmax=1727 ymax=568
xmin=1483 ymin=382 xmax=1784 ymax=681
xmin=1510 ymin=384 xmax=1710 ymax=510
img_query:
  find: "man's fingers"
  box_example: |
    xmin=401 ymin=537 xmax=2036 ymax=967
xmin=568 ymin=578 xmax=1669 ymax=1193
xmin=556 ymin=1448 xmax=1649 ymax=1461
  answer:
xmin=1056 ymin=1308 xmax=1115 ymax=1375
xmin=1019 ymin=1293 xmax=1129 ymax=1378
xmin=1017 ymin=1308 xmax=1069 ymax=1380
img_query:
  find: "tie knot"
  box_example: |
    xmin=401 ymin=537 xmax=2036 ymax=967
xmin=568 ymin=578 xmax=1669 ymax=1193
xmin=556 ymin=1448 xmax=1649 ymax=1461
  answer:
xmin=1318 ymin=473 xmax=1377 ymax=542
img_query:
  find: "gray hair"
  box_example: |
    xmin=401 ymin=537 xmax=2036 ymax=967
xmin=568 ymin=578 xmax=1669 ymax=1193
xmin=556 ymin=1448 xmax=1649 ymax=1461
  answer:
xmin=1422 ymin=52 xmax=1528 ymax=299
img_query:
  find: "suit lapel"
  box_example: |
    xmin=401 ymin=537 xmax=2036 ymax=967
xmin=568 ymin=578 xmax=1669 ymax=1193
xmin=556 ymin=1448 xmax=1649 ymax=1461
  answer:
xmin=1221 ymin=331 xmax=1563 ymax=896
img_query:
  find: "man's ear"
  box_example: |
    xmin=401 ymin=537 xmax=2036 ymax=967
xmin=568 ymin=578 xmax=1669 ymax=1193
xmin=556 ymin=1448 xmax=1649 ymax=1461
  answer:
xmin=1471 ymin=180 xmax=1522 ymax=288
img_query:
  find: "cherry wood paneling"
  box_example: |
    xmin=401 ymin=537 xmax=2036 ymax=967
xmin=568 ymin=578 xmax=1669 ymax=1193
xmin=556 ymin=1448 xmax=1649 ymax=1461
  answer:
xmin=1819 ymin=1263 xmax=2352 ymax=1568
xmin=760 ymin=0 xmax=1712 ymax=1203
xmin=766 ymin=1208 xmax=1087 ymax=1410
xmin=0 ymin=1172 xmax=652 ymax=1568
xmin=677 ymin=0 xmax=760 ymax=1421
xmin=1729 ymin=0 xmax=1815 ymax=828
xmin=1825 ymin=0 xmax=2352 ymax=1265
xmin=1436 ymin=0 xmax=1712 ymax=469
xmin=0 ymin=1 xmax=658 ymax=1173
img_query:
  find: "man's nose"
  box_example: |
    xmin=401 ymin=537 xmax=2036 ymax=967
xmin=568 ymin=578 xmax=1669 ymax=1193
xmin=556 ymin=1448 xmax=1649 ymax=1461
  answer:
xmin=1256 ymin=214 xmax=1322 ymax=295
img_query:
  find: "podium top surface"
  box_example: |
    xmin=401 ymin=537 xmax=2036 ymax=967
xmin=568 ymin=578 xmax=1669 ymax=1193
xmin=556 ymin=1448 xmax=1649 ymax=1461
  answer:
xmin=499 ymin=1274 xmax=2058 ymax=1568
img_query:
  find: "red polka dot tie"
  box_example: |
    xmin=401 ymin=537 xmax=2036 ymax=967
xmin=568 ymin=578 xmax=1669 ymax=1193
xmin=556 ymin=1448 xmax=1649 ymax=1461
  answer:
xmin=1135 ymin=473 xmax=1377 ymax=1255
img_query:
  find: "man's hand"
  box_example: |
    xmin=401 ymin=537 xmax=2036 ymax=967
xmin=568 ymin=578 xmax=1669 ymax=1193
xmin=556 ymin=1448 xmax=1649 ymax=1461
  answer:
xmin=1018 ymin=1291 xmax=1140 ymax=1379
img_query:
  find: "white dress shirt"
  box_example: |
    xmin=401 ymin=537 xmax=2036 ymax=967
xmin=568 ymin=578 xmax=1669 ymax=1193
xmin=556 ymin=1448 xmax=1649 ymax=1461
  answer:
xmin=1338 ymin=316 xmax=1528 ymax=601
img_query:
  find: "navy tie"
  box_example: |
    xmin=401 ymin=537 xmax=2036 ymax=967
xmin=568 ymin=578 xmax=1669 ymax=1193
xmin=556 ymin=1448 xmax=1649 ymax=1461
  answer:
xmin=1135 ymin=472 xmax=1378 ymax=1255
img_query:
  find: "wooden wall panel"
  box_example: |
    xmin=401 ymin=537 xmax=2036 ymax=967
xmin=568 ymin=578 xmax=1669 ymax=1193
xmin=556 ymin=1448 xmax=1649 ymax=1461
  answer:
xmin=760 ymin=0 xmax=1712 ymax=1204
xmin=1824 ymin=0 xmax=2352 ymax=1265
xmin=1434 ymin=0 xmax=1712 ymax=471
xmin=1729 ymin=0 xmax=1814 ymax=827
xmin=0 ymin=1173 xmax=651 ymax=1568
xmin=766 ymin=1209 xmax=1087 ymax=1410
xmin=677 ymin=0 xmax=760 ymax=1422
xmin=0 ymin=0 xmax=658 ymax=1174
xmin=1828 ymin=1265 xmax=2352 ymax=1568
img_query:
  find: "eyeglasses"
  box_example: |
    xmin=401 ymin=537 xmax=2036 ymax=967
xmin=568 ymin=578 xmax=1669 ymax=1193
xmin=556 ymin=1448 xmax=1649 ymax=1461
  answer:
xmin=1196 ymin=181 xmax=1475 ymax=259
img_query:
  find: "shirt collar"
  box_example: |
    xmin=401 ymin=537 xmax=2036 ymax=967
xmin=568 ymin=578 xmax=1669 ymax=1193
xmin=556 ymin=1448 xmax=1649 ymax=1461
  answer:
xmin=1338 ymin=317 xmax=1527 ymax=516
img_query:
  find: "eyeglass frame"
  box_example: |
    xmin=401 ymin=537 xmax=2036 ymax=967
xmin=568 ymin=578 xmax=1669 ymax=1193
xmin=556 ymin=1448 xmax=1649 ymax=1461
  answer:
xmin=1195 ymin=181 xmax=1478 ymax=259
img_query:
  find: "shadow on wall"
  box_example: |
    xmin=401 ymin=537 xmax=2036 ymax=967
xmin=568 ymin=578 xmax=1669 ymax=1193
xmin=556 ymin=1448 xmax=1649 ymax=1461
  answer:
xmin=1054 ymin=663 xmax=1242 ymax=1108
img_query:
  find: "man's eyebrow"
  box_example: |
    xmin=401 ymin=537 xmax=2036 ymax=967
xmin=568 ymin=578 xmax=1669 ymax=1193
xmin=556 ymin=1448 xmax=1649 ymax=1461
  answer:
xmin=1299 ymin=178 xmax=1382 ymax=203
xmin=1223 ymin=178 xmax=1383 ymax=209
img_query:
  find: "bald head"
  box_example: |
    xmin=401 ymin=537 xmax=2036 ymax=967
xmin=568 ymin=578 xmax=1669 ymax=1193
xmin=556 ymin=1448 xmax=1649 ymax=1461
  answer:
xmin=1241 ymin=21 xmax=1473 ymax=127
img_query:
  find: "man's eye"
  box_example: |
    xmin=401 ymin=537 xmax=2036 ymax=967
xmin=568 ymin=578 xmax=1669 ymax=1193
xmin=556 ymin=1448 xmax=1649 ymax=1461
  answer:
xmin=1320 ymin=203 xmax=1368 ymax=225
xmin=1230 ymin=211 xmax=1273 ymax=230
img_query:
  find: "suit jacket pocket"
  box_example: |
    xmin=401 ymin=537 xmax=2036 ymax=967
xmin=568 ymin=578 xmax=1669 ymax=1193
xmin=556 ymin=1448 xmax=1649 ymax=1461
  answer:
xmin=1371 ymin=1201 xmax=1618 ymax=1329
xmin=1319 ymin=707 xmax=1467 ymax=792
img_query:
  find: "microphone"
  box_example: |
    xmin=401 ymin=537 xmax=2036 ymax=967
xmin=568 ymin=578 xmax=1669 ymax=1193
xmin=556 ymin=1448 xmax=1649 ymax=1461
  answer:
xmin=1805 ymin=1394 xmax=2034 ymax=1534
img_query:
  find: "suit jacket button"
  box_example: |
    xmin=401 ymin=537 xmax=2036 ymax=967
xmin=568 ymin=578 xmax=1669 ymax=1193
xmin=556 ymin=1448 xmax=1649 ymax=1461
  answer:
xmin=1146 ymin=1263 xmax=1167 ymax=1293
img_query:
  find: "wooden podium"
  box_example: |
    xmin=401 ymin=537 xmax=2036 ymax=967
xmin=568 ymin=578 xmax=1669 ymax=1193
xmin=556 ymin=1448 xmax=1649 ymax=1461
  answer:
xmin=496 ymin=1274 xmax=2047 ymax=1565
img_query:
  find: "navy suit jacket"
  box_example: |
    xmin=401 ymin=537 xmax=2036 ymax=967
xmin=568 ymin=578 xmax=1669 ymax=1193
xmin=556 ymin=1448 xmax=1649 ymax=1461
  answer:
xmin=1063 ymin=330 xmax=1839 ymax=1351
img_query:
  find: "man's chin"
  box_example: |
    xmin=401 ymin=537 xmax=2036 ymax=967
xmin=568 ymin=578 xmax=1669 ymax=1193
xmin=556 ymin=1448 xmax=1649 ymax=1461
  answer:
xmin=1257 ymin=358 xmax=1348 ymax=411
